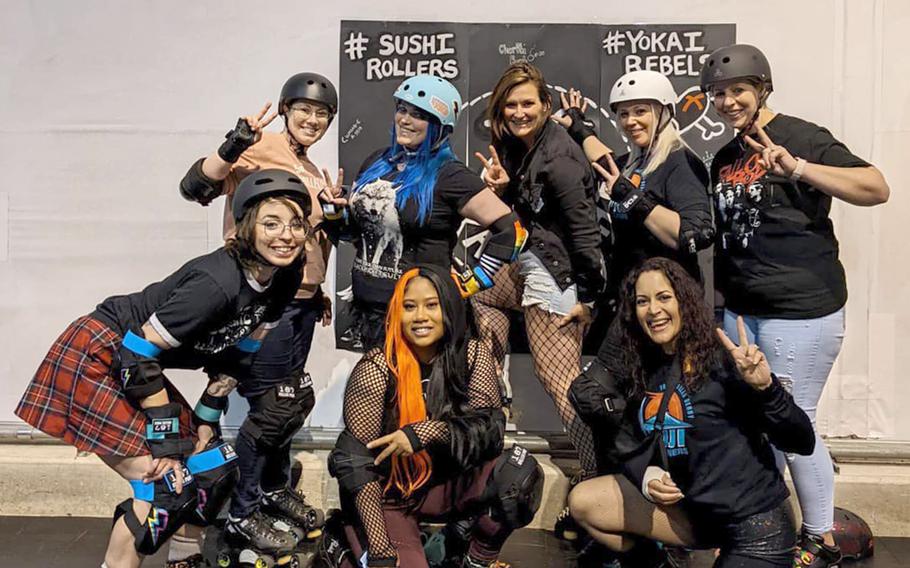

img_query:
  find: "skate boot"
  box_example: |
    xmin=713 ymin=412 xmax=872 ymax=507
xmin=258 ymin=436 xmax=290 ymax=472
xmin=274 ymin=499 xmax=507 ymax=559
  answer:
xmin=261 ymin=486 xmax=326 ymax=543
xmin=461 ymin=556 xmax=511 ymax=568
xmin=218 ymin=509 xmax=299 ymax=568
xmin=165 ymin=554 xmax=205 ymax=568
xmin=794 ymin=532 xmax=843 ymax=568
xmin=424 ymin=515 xmax=474 ymax=567
xmin=313 ymin=509 xmax=356 ymax=568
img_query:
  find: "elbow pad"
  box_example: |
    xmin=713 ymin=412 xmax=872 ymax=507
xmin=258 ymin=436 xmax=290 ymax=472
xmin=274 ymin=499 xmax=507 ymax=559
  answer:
xmin=679 ymin=225 xmax=715 ymax=254
xmin=452 ymin=212 xmax=527 ymax=297
xmin=118 ymin=330 xmax=167 ymax=405
xmin=446 ymin=408 xmax=506 ymax=468
xmin=144 ymin=402 xmax=194 ymax=459
xmin=179 ymin=158 xmax=224 ymax=206
xmin=328 ymin=430 xmax=386 ymax=495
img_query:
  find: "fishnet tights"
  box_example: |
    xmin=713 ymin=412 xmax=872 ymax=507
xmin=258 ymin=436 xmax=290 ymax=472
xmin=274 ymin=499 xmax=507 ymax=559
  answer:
xmin=342 ymin=341 xmax=502 ymax=558
xmin=472 ymin=263 xmax=598 ymax=473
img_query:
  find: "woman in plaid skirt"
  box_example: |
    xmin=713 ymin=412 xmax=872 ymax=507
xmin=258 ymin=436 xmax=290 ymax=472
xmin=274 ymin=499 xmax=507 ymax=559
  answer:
xmin=16 ymin=169 xmax=311 ymax=568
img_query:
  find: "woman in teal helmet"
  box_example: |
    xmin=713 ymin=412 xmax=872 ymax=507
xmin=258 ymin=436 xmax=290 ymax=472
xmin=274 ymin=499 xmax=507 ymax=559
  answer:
xmin=324 ymin=74 xmax=525 ymax=351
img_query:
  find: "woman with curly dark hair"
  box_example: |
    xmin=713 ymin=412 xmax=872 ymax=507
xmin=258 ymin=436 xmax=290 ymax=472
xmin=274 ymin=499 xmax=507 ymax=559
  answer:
xmin=568 ymin=257 xmax=816 ymax=567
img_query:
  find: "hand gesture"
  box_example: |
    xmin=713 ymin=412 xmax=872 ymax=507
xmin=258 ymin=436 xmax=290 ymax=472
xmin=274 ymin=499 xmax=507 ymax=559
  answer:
xmin=557 ymin=302 xmax=593 ymax=332
xmin=716 ymin=316 xmax=773 ymax=390
xmin=743 ymin=125 xmax=799 ymax=178
xmin=242 ymin=101 xmax=279 ymax=146
xmin=552 ymin=88 xmax=589 ymax=128
xmin=591 ymin=153 xmax=621 ymax=200
xmin=367 ymin=429 xmax=415 ymax=466
xmin=319 ymin=167 xmax=348 ymax=208
xmin=474 ymin=145 xmax=510 ymax=193
xmin=647 ymin=471 xmax=684 ymax=506
xmin=142 ymin=457 xmax=185 ymax=493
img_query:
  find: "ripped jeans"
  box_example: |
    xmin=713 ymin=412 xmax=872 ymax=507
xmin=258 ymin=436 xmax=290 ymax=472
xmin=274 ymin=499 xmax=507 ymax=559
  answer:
xmin=724 ymin=308 xmax=845 ymax=536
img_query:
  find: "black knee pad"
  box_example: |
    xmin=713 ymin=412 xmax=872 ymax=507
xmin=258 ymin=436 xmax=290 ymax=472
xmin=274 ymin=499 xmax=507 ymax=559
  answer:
xmin=185 ymin=440 xmax=239 ymax=526
xmin=242 ymin=373 xmax=315 ymax=449
xmin=113 ymin=467 xmax=198 ymax=555
xmin=487 ymin=445 xmax=544 ymax=530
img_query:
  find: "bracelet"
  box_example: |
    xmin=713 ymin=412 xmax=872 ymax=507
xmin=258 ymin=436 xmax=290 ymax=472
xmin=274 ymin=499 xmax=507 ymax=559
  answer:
xmin=789 ymin=157 xmax=807 ymax=182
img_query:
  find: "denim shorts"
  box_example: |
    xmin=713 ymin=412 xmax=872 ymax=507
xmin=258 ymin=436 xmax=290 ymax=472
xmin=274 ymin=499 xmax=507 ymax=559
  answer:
xmin=517 ymin=251 xmax=578 ymax=316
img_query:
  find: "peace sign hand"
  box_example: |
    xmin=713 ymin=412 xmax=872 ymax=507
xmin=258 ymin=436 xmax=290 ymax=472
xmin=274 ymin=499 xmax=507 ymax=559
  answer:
xmin=474 ymin=145 xmax=510 ymax=193
xmin=241 ymin=101 xmax=279 ymax=145
xmin=591 ymin=153 xmax=621 ymax=200
xmin=743 ymin=125 xmax=799 ymax=178
xmin=319 ymin=167 xmax=348 ymax=207
xmin=715 ymin=316 xmax=773 ymax=390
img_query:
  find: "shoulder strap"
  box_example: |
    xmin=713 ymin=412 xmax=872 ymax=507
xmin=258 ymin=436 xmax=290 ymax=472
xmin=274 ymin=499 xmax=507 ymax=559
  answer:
xmin=652 ymin=358 xmax=682 ymax=469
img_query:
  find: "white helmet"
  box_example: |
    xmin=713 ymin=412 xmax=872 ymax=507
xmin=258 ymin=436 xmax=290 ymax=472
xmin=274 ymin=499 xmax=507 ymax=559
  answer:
xmin=609 ymin=70 xmax=677 ymax=115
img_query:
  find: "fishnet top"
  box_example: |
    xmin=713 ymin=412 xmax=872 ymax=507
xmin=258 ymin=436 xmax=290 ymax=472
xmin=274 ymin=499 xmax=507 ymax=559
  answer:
xmin=342 ymin=339 xmax=502 ymax=558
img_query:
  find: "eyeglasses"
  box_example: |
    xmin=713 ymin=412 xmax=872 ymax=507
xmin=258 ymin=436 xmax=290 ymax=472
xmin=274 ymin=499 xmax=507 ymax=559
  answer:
xmin=395 ymin=103 xmax=431 ymax=122
xmin=257 ymin=220 xmax=309 ymax=238
xmin=289 ymin=104 xmax=331 ymax=120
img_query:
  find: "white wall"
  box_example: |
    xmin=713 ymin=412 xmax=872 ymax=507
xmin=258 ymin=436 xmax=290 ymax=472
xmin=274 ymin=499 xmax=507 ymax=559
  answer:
xmin=1 ymin=0 xmax=907 ymax=438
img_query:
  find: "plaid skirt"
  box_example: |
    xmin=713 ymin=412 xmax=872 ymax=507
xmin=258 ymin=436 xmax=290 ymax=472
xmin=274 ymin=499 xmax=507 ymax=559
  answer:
xmin=15 ymin=315 xmax=194 ymax=457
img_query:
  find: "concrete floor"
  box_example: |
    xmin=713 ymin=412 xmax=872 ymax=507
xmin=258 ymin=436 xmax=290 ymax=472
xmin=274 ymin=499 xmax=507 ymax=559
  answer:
xmin=1 ymin=516 xmax=905 ymax=567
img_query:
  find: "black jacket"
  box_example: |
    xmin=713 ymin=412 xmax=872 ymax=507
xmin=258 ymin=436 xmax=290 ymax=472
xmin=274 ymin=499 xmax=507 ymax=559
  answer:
xmin=498 ymin=121 xmax=606 ymax=303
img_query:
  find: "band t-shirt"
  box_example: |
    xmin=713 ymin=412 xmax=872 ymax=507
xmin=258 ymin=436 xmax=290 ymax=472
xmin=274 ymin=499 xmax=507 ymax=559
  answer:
xmin=711 ymin=114 xmax=870 ymax=318
xmin=92 ymin=248 xmax=302 ymax=370
xmin=349 ymin=148 xmax=486 ymax=304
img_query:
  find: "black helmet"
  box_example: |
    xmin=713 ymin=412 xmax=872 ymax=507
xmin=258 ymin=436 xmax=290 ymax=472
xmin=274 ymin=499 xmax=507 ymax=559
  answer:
xmin=232 ymin=169 xmax=311 ymax=223
xmin=279 ymin=72 xmax=338 ymax=115
xmin=832 ymin=507 xmax=874 ymax=561
xmin=699 ymin=44 xmax=773 ymax=93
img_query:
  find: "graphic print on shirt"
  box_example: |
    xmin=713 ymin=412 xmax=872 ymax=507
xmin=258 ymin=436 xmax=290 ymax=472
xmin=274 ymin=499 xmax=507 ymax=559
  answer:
xmin=639 ymin=383 xmax=695 ymax=458
xmin=351 ymin=178 xmax=404 ymax=280
xmin=715 ymin=152 xmax=767 ymax=249
xmin=193 ymin=301 xmax=269 ymax=354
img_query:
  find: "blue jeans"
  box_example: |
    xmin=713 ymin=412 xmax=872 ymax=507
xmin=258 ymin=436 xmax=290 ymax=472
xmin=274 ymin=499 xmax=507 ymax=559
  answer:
xmin=724 ymin=308 xmax=845 ymax=535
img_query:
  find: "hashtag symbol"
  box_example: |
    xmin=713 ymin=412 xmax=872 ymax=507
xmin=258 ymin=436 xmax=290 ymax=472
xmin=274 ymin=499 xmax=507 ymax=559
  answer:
xmin=601 ymin=30 xmax=626 ymax=55
xmin=344 ymin=31 xmax=369 ymax=61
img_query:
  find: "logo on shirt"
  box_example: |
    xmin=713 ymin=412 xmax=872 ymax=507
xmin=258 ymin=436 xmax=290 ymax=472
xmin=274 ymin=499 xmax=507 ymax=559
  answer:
xmin=638 ymin=383 xmax=695 ymax=458
xmin=715 ymin=153 xmax=767 ymax=249
xmin=350 ymin=178 xmax=404 ymax=278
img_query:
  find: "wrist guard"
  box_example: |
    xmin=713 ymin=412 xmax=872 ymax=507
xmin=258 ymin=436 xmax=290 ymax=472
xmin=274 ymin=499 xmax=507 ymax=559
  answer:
xmin=145 ymin=403 xmax=194 ymax=459
xmin=565 ymin=108 xmax=596 ymax=146
xmin=608 ymin=177 xmax=657 ymax=224
xmin=217 ymin=118 xmax=257 ymax=163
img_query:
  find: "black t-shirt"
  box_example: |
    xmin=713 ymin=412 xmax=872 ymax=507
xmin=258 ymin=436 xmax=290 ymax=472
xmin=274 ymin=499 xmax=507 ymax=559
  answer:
xmin=711 ymin=114 xmax=870 ymax=318
xmin=612 ymin=148 xmax=712 ymax=284
xmin=623 ymin=353 xmax=812 ymax=522
xmin=92 ymin=248 xmax=302 ymax=370
xmin=349 ymin=148 xmax=486 ymax=304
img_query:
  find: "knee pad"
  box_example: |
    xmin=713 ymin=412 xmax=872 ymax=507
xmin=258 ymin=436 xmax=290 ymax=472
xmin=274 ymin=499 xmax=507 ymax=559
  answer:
xmin=185 ymin=440 xmax=239 ymax=526
xmin=242 ymin=374 xmax=315 ymax=449
xmin=113 ymin=467 xmax=198 ymax=555
xmin=487 ymin=445 xmax=544 ymax=530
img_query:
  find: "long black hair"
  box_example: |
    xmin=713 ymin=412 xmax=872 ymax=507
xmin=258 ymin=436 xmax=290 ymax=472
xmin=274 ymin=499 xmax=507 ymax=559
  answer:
xmin=614 ymin=257 xmax=721 ymax=395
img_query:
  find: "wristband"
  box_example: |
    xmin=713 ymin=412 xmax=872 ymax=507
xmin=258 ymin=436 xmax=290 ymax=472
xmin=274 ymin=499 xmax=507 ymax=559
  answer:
xmin=789 ymin=157 xmax=807 ymax=182
xmin=217 ymin=118 xmax=257 ymax=163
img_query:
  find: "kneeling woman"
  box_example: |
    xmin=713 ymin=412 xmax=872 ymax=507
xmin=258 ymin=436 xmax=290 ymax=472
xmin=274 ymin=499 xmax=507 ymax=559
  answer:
xmin=16 ymin=170 xmax=310 ymax=568
xmin=327 ymin=265 xmax=542 ymax=568
xmin=568 ymin=258 xmax=815 ymax=567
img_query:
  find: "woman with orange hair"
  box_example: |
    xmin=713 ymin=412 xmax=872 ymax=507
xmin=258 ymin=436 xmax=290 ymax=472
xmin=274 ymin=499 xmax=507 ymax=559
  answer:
xmin=322 ymin=264 xmax=542 ymax=568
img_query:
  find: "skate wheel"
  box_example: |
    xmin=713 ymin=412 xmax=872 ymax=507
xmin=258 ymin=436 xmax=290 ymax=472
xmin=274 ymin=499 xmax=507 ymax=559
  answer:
xmin=307 ymin=508 xmax=325 ymax=529
xmin=216 ymin=551 xmax=234 ymax=567
xmin=305 ymin=528 xmax=323 ymax=541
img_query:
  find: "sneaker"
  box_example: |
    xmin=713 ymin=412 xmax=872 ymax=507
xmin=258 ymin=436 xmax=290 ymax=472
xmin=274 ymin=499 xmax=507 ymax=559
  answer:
xmin=794 ymin=532 xmax=842 ymax=567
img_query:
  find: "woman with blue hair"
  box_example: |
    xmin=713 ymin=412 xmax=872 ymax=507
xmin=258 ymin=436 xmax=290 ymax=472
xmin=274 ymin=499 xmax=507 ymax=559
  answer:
xmin=326 ymin=75 xmax=525 ymax=350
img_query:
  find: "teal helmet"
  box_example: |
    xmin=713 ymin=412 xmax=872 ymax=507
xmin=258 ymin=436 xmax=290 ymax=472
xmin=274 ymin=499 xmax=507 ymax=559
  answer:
xmin=393 ymin=75 xmax=463 ymax=129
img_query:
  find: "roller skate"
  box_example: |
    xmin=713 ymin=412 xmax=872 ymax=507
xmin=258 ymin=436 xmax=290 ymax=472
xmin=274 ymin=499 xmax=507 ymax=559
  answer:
xmin=794 ymin=532 xmax=842 ymax=568
xmin=424 ymin=516 xmax=474 ymax=567
xmin=260 ymin=485 xmax=325 ymax=544
xmin=312 ymin=509 xmax=357 ymax=568
xmin=165 ymin=554 xmax=205 ymax=568
xmin=216 ymin=509 xmax=300 ymax=568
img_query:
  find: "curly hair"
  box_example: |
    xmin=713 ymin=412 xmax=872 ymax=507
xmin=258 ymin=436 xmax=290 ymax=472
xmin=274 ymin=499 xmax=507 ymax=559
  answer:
xmin=613 ymin=257 xmax=721 ymax=395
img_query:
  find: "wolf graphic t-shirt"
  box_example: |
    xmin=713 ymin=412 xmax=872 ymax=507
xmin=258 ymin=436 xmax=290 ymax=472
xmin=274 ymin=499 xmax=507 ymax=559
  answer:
xmin=711 ymin=114 xmax=870 ymax=318
xmin=349 ymin=148 xmax=486 ymax=304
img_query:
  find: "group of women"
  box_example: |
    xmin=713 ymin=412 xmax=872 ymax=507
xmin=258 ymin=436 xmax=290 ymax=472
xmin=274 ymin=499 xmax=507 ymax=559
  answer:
xmin=14 ymin=42 xmax=889 ymax=568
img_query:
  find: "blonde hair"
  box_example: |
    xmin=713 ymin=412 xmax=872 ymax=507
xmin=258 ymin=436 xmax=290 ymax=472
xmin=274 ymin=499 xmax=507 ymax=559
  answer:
xmin=624 ymin=102 xmax=693 ymax=178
